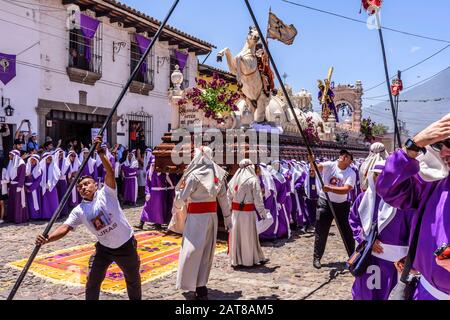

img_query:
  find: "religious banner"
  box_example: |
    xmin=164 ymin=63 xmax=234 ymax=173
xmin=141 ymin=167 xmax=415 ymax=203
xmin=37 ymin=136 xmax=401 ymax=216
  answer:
xmin=0 ymin=53 xmax=16 ymax=85
xmin=80 ymin=14 xmax=100 ymax=63
xmin=175 ymin=51 xmax=188 ymax=71
xmin=135 ymin=34 xmax=152 ymax=77
xmin=267 ymin=11 xmax=298 ymax=45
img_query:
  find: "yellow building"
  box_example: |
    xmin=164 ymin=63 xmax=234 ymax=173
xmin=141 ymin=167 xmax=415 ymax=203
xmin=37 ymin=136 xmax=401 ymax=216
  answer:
xmin=197 ymin=64 xmax=238 ymax=92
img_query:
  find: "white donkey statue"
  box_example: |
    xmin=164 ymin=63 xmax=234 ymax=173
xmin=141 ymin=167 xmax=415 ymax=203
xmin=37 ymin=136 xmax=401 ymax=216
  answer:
xmin=217 ymin=27 xmax=270 ymax=123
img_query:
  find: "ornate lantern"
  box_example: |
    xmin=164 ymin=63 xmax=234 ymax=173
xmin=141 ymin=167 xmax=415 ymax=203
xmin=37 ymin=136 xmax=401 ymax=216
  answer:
xmin=4 ymin=104 xmax=14 ymax=117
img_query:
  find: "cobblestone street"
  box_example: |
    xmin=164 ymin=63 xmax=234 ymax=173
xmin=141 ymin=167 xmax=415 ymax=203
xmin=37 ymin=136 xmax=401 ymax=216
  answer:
xmin=0 ymin=204 xmax=353 ymax=300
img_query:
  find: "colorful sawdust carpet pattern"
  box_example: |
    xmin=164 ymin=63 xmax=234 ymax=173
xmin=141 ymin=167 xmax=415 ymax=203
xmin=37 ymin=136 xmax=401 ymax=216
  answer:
xmin=8 ymin=231 xmax=228 ymax=294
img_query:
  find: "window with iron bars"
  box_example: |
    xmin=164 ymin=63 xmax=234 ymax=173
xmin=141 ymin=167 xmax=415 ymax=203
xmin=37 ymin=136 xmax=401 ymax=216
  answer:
xmin=170 ymin=49 xmax=189 ymax=89
xmin=130 ymin=36 xmax=155 ymax=86
xmin=68 ymin=24 xmax=103 ymax=74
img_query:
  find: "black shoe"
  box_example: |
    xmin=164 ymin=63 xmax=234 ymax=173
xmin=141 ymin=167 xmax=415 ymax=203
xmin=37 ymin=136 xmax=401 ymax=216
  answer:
xmin=259 ymin=258 xmax=270 ymax=265
xmin=313 ymin=258 xmax=322 ymax=269
xmin=195 ymin=286 xmax=208 ymax=300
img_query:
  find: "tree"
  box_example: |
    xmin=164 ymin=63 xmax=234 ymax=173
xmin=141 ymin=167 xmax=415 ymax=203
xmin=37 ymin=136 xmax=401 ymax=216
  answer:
xmin=372 ymin=123 xmax=389 ymax=136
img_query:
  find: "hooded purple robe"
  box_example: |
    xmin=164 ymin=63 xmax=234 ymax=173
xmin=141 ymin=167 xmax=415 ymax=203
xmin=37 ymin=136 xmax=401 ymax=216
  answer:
xmin=349 ymin=193 xmax=413 ymax=300
xmin=7 ymin=162 xmax=28 ymax=224
xmin=377 ymin=150 xmax=450 ymax=300
xmin=25 ymin=164 xmax=42 ymax=220
xmin=140 ymin=171 xmax=175 ymax=225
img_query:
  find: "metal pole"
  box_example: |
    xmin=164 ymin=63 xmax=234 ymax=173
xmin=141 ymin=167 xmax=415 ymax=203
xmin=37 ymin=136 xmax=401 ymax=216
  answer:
xmin=376 ymin=12 xmax=402 ymax=148
xmin=244 ymin=0 xmax=352 ymax=257
xmin=6 ymin=0 xmax=181 ymax=300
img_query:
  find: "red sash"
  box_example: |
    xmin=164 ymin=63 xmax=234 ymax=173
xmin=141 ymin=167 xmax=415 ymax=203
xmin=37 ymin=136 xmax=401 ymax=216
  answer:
xmin=232 ymin=202 xmax=256 ymax=212
xmin=187 ymin=202 xmax=217 ymax=214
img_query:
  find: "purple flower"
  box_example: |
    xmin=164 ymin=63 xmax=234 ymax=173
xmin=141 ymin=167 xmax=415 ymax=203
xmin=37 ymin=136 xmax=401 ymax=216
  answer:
xmin=197 ymin=78 xmax=207 ymax=88
xmin=210 ymin=80 xmax=218 ymax=89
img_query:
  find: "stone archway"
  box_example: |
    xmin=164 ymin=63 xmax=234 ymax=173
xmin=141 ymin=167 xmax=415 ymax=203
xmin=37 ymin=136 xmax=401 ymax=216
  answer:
xmin=332 ymin=81 xmax=363 ymax=133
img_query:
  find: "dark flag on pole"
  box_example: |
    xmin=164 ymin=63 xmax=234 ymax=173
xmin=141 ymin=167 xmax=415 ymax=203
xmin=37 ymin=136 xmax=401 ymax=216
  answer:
xmin=267 ymin=11 xmax=298 ymax=45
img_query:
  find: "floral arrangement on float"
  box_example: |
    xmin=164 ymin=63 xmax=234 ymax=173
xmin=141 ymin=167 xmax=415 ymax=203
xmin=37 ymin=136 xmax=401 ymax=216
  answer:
xmin=178 ymin=73 xmax=240 ymax=128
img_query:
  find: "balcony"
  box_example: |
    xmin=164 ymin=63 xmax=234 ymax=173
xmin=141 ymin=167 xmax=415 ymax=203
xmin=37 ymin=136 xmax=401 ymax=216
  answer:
xmin=67 ymin=24 xmax=102 ymax=86
xmin=129 ymin=37 xmax=155 ymax=96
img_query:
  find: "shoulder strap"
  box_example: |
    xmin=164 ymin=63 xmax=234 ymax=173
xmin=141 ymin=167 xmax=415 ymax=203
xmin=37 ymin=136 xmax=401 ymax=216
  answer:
xmin=399 ymin=208 xmax=426 ymax=283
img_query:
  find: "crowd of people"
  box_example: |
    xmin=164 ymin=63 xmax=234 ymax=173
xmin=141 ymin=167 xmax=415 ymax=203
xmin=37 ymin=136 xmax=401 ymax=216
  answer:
xmin=5 ymin=114 xmax=450 ymax=301
xmin=0 ymin=120 xmax=154 ymax=225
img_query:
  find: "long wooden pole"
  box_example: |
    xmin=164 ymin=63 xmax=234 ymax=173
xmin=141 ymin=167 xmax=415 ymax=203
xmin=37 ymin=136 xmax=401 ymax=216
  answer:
xmin=6 ymin=0 xmax=181 ymax=300
xmin=244 ymin=0 xmax=352 ymax=257
xmin=376 ymin=12 xmax=402 ymax=148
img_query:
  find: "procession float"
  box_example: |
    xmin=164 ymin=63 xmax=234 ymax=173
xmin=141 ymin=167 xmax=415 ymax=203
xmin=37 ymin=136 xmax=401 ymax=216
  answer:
xmin=153 ymin=27 xmax=369 ymax=174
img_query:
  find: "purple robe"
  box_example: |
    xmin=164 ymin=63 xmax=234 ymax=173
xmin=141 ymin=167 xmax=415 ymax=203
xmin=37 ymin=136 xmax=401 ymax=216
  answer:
xmin=258 ymin=177 xmax=278 ymax=240
xmin=283 ymin=175 xmax=294 ymax=225
xmin=274 ymin=179 xmax=290 ymax=239
xmin=305 ymin=175 xmax=318 ymax=226
xmin=67 ymin=171 xmax=81 ymax=208
xmin=7 ymin=164 xmax=28 ymax=224
xmin=56 ymin=158 xmax=69 ymax=217
xmin=121 ymin=165 xmax=138 ymax=205
xmin=349 ymin=192 xmax=413 ymax=300
xmin=41 ymin=163 xmax=59 ymax=220
xmin=377 ymin=150 xmax=450 ymax=300
xmin=140 ymin=171 xmax=174 ymax=224
xmin=292 ymin=171 xmax=307 ymax=227
xmin=80 ymin=161 xmax=98 ymax=182
xmin=25 ymin=167 xmax=42 ymax=220
xmin=348 ymin=167 xmax=360 ymax=204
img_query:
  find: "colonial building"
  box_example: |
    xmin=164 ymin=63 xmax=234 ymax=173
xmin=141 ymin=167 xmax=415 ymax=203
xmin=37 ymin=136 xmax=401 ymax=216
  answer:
xmin=0 ymin=0 xmax=214 ymax=149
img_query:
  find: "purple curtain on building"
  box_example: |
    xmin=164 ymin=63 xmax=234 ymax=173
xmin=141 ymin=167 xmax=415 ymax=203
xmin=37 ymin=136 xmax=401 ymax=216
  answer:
xmin=0 ymin=53 xmax=16 ymax=85
xmin=175 ymin=51 xmax=188 ymax=71
xmin=80 ymin=14 xmax=100 ymax=64
xmin=134 ymin=34 xmax=152 ymax=77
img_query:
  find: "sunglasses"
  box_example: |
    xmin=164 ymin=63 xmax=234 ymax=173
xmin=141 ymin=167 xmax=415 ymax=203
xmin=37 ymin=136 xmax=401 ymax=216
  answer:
xmin=431 ymin=139 xmax=450 ymax=152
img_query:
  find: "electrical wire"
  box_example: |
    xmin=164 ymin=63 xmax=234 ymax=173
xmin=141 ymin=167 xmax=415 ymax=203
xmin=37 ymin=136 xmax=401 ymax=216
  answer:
xmin=364 ymin=44 xmax=450 ymax=93
xmin=364 ymin=68 xmax=449 ymax=99
xmin=282 ymin=0 xmax=450 ymax=44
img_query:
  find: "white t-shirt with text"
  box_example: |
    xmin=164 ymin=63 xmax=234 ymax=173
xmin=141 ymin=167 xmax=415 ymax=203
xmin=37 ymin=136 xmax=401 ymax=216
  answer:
xmin=64 ymin=185 xmax=134 ymax=249
xmin=319 ymin=161 xmax=356 ymax=203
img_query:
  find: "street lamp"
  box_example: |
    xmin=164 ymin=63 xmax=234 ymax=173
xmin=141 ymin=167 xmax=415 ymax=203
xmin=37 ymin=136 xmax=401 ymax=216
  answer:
xmin=4 ymin=104 xmax=14 ymax=117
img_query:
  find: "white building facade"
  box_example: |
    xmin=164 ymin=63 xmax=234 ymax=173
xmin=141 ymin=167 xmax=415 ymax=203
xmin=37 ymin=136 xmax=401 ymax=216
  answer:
xmin=0 ymin=0 xmax=213 ymax=149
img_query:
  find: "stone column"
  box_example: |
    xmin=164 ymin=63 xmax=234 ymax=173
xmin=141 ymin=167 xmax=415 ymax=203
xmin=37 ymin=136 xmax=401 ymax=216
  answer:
xmin=353 ymin=80 xmax=363 ymax=133
xmin=35 ymin=102 xmax=51 ymax=145
xmin=168 ymin=65 xmax=184 ymax=130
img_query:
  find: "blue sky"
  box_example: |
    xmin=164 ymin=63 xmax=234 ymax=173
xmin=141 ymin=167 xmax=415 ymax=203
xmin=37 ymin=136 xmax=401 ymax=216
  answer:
xmin=123 ymin=0 xmax=450 ymax=131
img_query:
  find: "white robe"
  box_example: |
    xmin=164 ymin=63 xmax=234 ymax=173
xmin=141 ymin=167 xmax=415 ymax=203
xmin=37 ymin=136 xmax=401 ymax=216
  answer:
xmin=174 ymin=174 xmax=230 ymax=292
xmin=228 ymin=176 xmax=266 ymax=267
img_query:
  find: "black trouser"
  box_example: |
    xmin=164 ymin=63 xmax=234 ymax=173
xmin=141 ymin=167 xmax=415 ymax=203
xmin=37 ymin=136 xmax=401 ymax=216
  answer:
xmin=86 ymin=236 xmax=141 ymax=300
xmin=313 ymin=197 xmax=355 ymax=260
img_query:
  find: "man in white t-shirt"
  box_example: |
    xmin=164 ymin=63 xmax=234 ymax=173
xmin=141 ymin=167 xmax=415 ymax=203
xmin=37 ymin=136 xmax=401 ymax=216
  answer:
xmin=308 ymin=150 xmax=356 ymax=269
xmin=36 ymin=136 xmax=141 ymax=300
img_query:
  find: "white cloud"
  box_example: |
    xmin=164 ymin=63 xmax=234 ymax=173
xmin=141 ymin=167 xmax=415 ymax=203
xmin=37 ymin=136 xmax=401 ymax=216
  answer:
xmin=410 ymin=46 xmax=421 ymax=53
